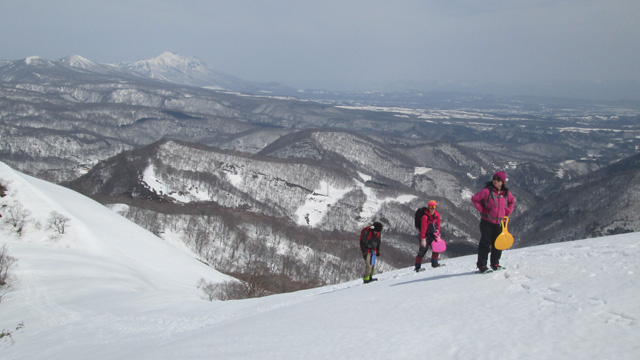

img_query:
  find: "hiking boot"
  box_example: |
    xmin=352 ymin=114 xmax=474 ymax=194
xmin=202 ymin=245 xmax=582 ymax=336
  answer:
xmin=478 ymin=265 xmax=493 ymax=274
xmin=431 ymin=259 xmax=445 ymax=268
xmin=491 ymin=264 xmax=504 ymax=271
xmin=414 ymin=266 xmax=422 ymax=272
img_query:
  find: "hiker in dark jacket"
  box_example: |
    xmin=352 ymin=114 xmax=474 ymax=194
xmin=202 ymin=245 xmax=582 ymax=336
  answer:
xmin=414 ymin=200 xmax=443 ymax=271
xmin=471 ymin=171 xmax=516 ymax=273
xmin=360 ymin=221 xmax=383 ymax=284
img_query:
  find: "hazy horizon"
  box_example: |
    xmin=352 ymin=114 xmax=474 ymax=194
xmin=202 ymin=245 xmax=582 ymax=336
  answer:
xmin=2 ymin=1 xmax=640 ymax=100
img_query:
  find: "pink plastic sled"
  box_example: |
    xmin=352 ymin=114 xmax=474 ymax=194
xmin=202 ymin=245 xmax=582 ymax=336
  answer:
xmin=431 ymin=234 xmax=447 ymax=253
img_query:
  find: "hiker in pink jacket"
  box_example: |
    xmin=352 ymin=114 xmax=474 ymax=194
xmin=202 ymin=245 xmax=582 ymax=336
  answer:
xmin=471 ymin=171 xmax=516 ymax=273
xmin=414 ymin=200 xmax=443 ymax=271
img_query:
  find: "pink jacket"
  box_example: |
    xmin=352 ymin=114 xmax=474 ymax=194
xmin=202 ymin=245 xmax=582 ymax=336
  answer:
xmin=471 ymin=187 xmax=515 ymax=224
xmin=420 ymin=210 xmax=441 ymax=239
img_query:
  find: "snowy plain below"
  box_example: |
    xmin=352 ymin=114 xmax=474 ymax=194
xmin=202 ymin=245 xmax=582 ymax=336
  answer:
xmin=0 ymin=161 xmax=639 ymax=360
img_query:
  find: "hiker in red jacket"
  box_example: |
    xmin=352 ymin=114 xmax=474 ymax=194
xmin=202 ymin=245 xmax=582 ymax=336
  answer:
xmin=414 ymin=200 xmax=443 ymax=271
xmin=471 ymin=171 xmax=516 ymax=273
xmin=360 ymin=221 xmax=383 ymax=284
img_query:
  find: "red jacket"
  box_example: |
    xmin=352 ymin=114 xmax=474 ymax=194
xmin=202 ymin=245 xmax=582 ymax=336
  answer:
xmin=420 ymin=210 xmax=441 ymax=239
xmin=360 ymin=228 xmax=381 ymax=255
xmin=471 ymin=186 xmax=516 ymax=224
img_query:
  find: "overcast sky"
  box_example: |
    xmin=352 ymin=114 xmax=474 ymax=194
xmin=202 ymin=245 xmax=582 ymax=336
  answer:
xmin=2 ymin=0 xmax=640 ymax=96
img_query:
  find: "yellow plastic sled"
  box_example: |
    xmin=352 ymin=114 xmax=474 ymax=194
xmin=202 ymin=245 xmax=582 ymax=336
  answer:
xmin=494 ymin=216 xmax=514 ymax=250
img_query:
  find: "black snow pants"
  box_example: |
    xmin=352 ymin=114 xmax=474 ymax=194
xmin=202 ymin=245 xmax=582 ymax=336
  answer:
xmin=476 ymin=219 xmax=503 ymax=269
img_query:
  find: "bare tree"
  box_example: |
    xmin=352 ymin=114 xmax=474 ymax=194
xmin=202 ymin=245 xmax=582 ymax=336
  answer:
xmin=197 ymin=278 xmax=250 ymax=301
xmin=197 ymin=278 xmax=220 ymax=301
xmin=0 ymin=244 xmax=18 ymax=302
xmin=47 ymin=211 xmax=71 ymax=234
xmin=4 ymin=203 xmax=30 ymax=236
xmin=0 ymin=322 xmax=24 ymax=344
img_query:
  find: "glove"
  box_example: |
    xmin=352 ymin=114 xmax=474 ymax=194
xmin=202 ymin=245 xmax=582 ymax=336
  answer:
xmin=375 ymin=249 xmax=380 ymax=256
xmin=362 ymin=252 xmax=367 ymax=260
xmin=420 ymin=238 xmax=427 ymax=247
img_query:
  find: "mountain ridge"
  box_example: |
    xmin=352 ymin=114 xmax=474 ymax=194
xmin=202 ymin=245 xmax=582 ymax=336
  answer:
xmin=1 ymin=159 xmax=639 ymax=359
xmin=2 ymin=52 xmax=640 ymax=295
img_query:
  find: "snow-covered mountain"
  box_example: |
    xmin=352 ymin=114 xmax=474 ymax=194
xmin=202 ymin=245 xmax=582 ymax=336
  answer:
xmin=0 ymin=52 xmax=291 ymax=94
xmin=1 ymin=161 xmax=639 ymax=360
xmin=120 ymin=51 xmax=292 ymax=93
xmin=65 ymin=136 xmax=640 ymax=292
xmin=0 ymin=56 xmax=73 ymax=82
xmin=65 ymin=139 xmax=438 ymax=289
xmin=0 ymin=54 xmax=150 ymax=85
xmin=2 ymin=53 xmax=640 ymax=295
xmin=58 ymin=54 xmax=100 ymax=69
xmin=121 ymin=52 xmax=232 ymax=88
xmin=513 ymin=152 xmax=640 ymax=246
xmin=58 ymin=55 xmax=125 ymax=75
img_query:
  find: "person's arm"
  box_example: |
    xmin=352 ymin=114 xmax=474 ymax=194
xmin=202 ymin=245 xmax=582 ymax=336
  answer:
xmin=506 ymin=192 xmax=516 ymax=216
xmin=420 ymin=215 xmax=428 ymax=239
xmin=360 ymin=230 xmax=368 ymax=253
xmin=471 ymin=188 xmax=488 ymax=214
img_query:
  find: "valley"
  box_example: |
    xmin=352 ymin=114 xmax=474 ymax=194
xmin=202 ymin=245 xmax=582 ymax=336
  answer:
xmin=2 ymin=54 xmax=640 ymax=294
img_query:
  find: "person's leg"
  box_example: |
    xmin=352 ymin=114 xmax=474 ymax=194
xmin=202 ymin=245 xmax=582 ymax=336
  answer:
xmin=431 ymin=251 xmax=441 ymax=267
xmin=490 ymin=223 xmax=504 ymax=268
xmin=415 ymin=245 xmax=428 ymax=271
xmin=476 ymin=220 xmax=492 ymax=270
xmin=363 ymin=252 xmax=373 ymax=282
xmin=428 ymin=234 xmax=441 ymax=267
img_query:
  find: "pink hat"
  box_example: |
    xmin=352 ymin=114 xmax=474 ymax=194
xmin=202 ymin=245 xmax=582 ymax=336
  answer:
xmin=428 ymin=200 xmax=437 ymax=207
xmin=493 ymin=171 xmax=506 ymax=182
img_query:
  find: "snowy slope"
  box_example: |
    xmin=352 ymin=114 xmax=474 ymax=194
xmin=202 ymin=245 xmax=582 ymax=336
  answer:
xmin=1 ymin=162 xmax=639 ymax=359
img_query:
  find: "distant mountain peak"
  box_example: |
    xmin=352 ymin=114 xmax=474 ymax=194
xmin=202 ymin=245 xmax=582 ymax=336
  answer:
xmin=58 ymin=55 xmax=99 ymax=69
xmin=153 ymin=51 xmax=198 ymax=63
xmin=121 ymin=52 xmax=213 ymax=84
xmin=24 ymin=56 xmax=51 ymax=66
xmin=126 ymin=52 xmax=208 ymax=73
xmin=119 ymin=51 xmax=291 ymax=93
xmin=3 ymin=52 xmax=291 ymax=95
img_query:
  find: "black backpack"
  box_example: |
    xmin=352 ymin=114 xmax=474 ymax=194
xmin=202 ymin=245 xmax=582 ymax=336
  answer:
xmin=414 ymin=207 xmax=427 ymax=230
xmin=359 ymin=226 xmax=380 ymax=251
